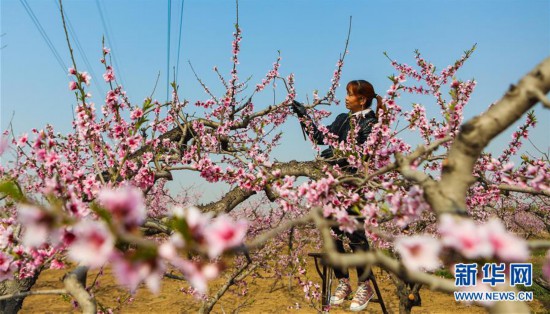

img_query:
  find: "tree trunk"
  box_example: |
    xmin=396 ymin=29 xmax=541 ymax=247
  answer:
xmin=0 ymin=273 xmax=41 ymax=314
xmin=390 ymin=273 xmax=422 ymax=314
xmin=397 ymin=288 xmax=422 ymax=314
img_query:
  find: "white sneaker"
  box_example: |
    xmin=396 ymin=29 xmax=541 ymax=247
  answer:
xmin=330 ymin=278 xmax=352 ymax=305
xmin=350 ymin=281 xmax=374 ymax=312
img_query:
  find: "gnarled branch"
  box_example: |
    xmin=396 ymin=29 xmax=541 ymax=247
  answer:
xmin=198 ymin=160 xmax=328 ymax=214
xmin=63 ymin=266 xmax=96 ymax=314
xmin=430 ymin=57 xmax=550 ymax=215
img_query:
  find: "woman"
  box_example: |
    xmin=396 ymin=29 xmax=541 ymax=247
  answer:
xmin=292 ymin=80 xmax=382 ymax=311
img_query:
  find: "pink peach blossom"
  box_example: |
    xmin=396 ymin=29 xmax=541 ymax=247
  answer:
xmin=334 ymin=210 xmax=356 ymax=234
xmin=175 ymin=206 xmax=212 ymax=235
xmin=17 ymin=204 xmax=51 ymax=247
xmin=111 ymin=254 xmax=165 ymax=294
xmin=204 ymin=215 xmax=248 ymax=258
xmin=0 ymin=136 xmax=9 ymax=156
xmin=0 ymin=252 xmax=15 ymax=281
xmin=484 ymin=218 xmax=529 ymax=262
xmin=103 ymin=67 xmax=115 ymax=82
xmin=439 ymin=215 xmax=529 ymax=262
xmin=17 ymin=134 xmax=28 ymax=147
xmin=67 ymin=220 xmax=114 ymax=268
xmin=80 ymin=72 xmax=91 ymax=85
xmin=395 ymin=235 xmax=441 ymax=271
xmin=171 ymin=259 xmax=219 ymax=294
xmin=98 ymin=184 xmax=145 ymax=228
xmin=49 ymin=259 xmax=65 ymax=270
xmin=438 ymin=215 xmax=493 ymax=259
xmin=130 ymin=108 xmax=143 ymax=120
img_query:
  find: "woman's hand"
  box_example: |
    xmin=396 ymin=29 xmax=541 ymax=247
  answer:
xmin=375 ymin=95 xmax=386 ymax=119
xmin=291 ymin=100 xmax=307 ymax=117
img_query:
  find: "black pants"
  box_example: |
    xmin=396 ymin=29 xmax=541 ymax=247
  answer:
xmin=332 ymin=226 xmax=371 ymax=282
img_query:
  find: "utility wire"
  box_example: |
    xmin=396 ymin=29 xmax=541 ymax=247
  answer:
xmin=95 ymin=0 xmax=124 ymax=87
xmin=53 ymin=0 xmax=105 ymax=97
xmin=166 ymin=0 xmax=172 ymax=101
xmin=175 ymin=0 xmax=185 ymax=85
xmin=19 ymin=0 xmax=67 ymax=75
xmin=1 ymin=33 xmax=6 ymax=50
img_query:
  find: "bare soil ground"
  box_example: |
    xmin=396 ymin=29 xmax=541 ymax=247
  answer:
xmin=19 ymin=257 xmax=547 ymax=314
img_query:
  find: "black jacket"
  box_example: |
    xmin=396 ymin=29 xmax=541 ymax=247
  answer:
xmin=304 ymin=110 xmax=377 ymax=165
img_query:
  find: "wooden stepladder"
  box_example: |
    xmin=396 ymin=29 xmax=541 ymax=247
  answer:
xmin=308 ymin=252 xmax=388 ymax=313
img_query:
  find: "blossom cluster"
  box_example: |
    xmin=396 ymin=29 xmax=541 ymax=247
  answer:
xmin=0 ymin=24 xmax=548 ymax=312
xmin=6 ymin=184 xmax=248 ymax=294
xmin=395 ymin=215 xmax=530 ymax=272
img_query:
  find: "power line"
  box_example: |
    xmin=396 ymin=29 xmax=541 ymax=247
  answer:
xmin=1 ymin=33 xmax=6 ymax=50
xmin=95 ymin=0 xmax=124 ymax=87
xmin=166 ymin=0 xmax=172 ymax=101
xmin=53 ymin=0 xmax=105 ymax=97
xmin=19 ymin=0 xmax=67 ymax=75
xmin=175 ymin=0 xmax=185 ymax=85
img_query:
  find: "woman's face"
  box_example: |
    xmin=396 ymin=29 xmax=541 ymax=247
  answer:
xmin=345 ymin=88 xmax=366 ymax=113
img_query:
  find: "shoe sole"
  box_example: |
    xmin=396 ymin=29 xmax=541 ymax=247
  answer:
xmin=349 ymin=295 xmax=373 ymax=312
xmin=330 ymin=297 xmax=344 ymax=305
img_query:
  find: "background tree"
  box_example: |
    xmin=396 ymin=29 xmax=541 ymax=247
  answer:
xmin=0 ymin=2 xmax=549 ymax=313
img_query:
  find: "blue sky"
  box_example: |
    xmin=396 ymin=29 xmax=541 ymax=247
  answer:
xmin=1 ymin=0 xmax=549 ymax=201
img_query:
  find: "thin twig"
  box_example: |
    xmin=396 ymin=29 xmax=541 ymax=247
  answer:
xmin=246 ymin=212 xmax=314 ymax=250
xmin=0 ymin=289 xmax=67 ymax=301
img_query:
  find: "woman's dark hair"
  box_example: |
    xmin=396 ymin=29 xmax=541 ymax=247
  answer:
xmin=346 ymin=80 xmax=376 ymax=109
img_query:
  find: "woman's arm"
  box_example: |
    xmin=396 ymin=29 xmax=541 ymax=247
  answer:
xmin=374 ymin=94 xmax=386 ymax=119
xmin=292 ymin=101 xmax=335 ymax=145
xmin=357 ymin=113 xmax=378 ymax=146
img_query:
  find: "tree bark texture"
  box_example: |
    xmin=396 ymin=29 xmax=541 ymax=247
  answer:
xmin=0 ymin=274 xmax=40 ymax=314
